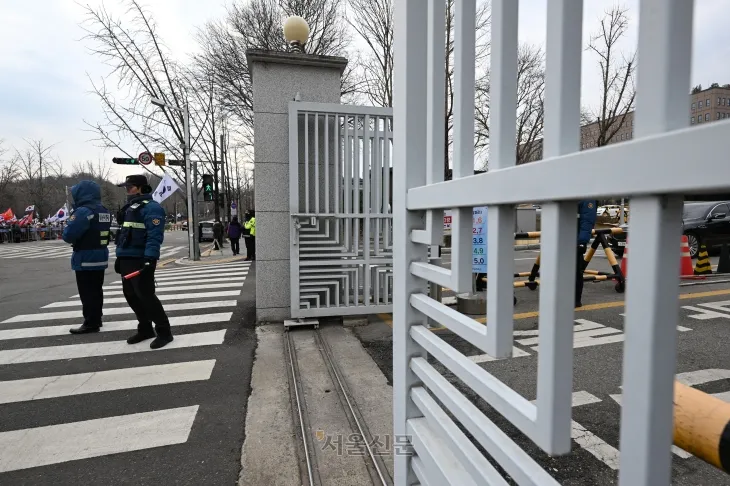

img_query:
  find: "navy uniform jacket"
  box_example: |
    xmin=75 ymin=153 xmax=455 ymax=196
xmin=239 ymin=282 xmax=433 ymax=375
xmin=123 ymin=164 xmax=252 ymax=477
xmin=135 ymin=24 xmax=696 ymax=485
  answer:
xmin=116 ymin=194 xmax=166 ymax=260
xmin=62 ymin=181 xmax=111 ymax=271
xmin=578 ymin=200 xmax=598 ymax=245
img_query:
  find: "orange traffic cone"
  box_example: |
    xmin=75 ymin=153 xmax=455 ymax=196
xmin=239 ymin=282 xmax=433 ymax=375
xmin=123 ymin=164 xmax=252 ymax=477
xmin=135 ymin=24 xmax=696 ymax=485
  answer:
xmin=680 ymin=235 xmax=704 ymax=280
xmin=620 ymin=239 xmax=628 ymax=277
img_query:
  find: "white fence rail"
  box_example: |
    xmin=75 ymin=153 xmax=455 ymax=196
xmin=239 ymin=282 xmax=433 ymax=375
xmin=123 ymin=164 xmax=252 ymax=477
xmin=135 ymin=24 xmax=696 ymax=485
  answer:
xmin=393 ymin=0 xmax=727 ymax=484
xmin=289 ymin=102 xmax=394 ymax=318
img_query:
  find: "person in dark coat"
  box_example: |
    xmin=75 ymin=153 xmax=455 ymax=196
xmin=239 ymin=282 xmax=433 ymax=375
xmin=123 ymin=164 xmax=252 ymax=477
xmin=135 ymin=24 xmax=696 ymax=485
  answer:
xmin=213 ymin=220 xmax=224 ymax=250
xmin=63 ymin=180 xmax=112 ymax=334
xmin=227 ymin=216 xmax=243 ymax=255
xmin=116 ymin=174 xmax=173 ymax=349
xmin=576 ymin=200 xmax=598 ymax=307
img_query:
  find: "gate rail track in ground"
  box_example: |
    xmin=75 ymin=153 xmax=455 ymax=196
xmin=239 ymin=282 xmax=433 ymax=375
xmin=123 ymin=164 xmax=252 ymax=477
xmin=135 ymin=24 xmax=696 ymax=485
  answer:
xmin=285 ymin=326 xmax=392 ymax=486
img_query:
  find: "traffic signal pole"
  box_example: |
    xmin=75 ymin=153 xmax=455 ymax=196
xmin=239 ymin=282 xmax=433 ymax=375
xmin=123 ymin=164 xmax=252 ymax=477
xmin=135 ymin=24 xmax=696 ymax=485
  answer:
xmin=183 ymin=103 xmax=200 ymax=261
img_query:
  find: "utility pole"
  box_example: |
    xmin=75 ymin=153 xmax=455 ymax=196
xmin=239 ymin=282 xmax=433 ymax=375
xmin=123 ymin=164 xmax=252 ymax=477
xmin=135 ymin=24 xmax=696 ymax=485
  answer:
xmin=220 ymin=133 xmax=229 ymax=222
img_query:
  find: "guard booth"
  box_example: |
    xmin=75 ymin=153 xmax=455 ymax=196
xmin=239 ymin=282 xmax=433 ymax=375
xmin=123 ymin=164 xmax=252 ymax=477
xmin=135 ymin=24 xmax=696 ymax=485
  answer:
xmin=392 ymin=0 xmax=729 ymax=485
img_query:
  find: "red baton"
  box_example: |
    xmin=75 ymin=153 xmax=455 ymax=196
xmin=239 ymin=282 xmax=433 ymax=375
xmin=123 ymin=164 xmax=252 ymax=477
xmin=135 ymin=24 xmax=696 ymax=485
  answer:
xmin=123 ymin=270 xmax=142 ymax=280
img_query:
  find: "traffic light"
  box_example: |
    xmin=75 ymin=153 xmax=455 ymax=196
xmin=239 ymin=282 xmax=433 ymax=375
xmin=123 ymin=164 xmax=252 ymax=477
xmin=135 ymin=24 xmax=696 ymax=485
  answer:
xmin=112 ymin=157 xmax=138 ymax=165
xmin=202 ymin=174 xmax=214 ymax=201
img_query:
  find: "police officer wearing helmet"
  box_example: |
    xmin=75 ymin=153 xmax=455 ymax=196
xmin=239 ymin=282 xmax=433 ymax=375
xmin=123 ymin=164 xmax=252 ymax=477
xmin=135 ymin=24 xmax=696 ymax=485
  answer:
xmin=116 ymin=174 xmax=173 ymax=349
xmin=63 ymin=180 xmax=112 ymax=334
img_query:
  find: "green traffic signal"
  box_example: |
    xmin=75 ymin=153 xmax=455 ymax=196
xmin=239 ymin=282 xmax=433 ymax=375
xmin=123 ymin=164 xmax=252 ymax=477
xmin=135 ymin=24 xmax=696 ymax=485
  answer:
xmin=112 ymin=157 xmax=139 ymax=165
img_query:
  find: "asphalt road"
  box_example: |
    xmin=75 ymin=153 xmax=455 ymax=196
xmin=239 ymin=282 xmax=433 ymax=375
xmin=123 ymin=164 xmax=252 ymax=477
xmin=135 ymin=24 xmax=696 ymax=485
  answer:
xmin=355 ymin=249 xmax=730 ymax=485
xmin=0 ymin=231 xmax=256 ymax=485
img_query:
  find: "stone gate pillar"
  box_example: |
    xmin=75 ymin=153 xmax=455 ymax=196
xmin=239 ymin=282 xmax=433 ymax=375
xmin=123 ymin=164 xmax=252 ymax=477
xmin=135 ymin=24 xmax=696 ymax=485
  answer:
xmin=246 ymin=49 xmax=347 ymax=322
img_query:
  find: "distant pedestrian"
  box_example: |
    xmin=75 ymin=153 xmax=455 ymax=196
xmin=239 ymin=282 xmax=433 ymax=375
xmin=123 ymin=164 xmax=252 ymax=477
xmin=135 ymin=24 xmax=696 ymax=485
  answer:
xmin=213 ymin=220 xmax=224 ymax=250
xmin=244 ymin=210 xmax=256 ymax=261
xmin=115 ymin=174 xmax=173 ymax=349
xmin=63 ymin=180 xmax=112 ymax=334
xmin=576 ymin=199 xmax=598 ymax=308
xmin=227 ymin=216 xmax=243 ymax=255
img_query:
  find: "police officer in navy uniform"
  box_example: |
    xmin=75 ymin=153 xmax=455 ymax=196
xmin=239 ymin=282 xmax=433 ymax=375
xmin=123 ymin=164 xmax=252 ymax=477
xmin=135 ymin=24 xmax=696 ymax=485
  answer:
xmin=63 ymin=180 xmax=112 ymax=334
xmin=576 ymin=199 xmax=598 ymax=308
xmin=116 ymin=174 xmax=173 ymax=349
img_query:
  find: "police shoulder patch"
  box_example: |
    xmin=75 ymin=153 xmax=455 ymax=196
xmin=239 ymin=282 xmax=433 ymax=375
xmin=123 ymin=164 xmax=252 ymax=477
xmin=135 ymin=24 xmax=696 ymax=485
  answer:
xmin=69 ymin=214 xmax=76 ymax=221
xmin=587 ymin=203 xmax=594 ymax=209
xmin=152 ymin=218 xmax=161 ymax=225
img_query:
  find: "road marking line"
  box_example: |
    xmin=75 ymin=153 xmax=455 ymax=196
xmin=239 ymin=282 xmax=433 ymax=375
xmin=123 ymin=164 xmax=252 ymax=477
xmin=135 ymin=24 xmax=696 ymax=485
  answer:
xmin=0 ymin=406 xmax=199 ymax=473
xmin=43 ymin=290 xmax=242 ymax=308
xmin=0 ymin=313 xmax=233 ymax=341
xmin=156 ymin=262 xmax=251 ymax=275
xmin=0 ymin=330 xmax=226 ymax=365
xmin=105 ymin=276 xmax=247 ymax=288
xmin=84 ymin=281 xmax=246 ymax=297
xmin=468 ymin=347 xmax=530 ymax=363
xmin=1 ymin=301 xmax=237 ymax=324
xmin=378 ymin=288 xmax=730 ymax=330
xmin=0 ymin=360 xmax=216 ymax=404
xmin=107 ymin=271 xmax=248 ymax=284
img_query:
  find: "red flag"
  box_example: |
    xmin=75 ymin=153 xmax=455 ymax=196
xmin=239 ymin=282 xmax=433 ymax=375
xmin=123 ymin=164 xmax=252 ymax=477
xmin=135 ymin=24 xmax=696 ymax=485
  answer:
xmin=18 ymin=212 xmax=33 ymax=226
xmin=0 ymin=208 xmax=14 ymax=222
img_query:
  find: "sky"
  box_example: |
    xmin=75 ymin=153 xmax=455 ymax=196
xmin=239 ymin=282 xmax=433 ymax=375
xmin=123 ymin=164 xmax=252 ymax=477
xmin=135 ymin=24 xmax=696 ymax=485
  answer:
xmin=0 ymin=0 xmax=728 ymax=182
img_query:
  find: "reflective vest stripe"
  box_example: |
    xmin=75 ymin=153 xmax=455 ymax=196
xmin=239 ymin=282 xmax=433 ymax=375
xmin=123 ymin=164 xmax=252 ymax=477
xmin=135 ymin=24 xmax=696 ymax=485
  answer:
xmin=81 ymin=261 xmax=108 ymax=267
xmin=100 ymin=239 xmax=108 ymax=245
xmin=100 ymin=231 xmax=109 ymax=236
xmin=123 ymin=222 xmax=145 ymax=229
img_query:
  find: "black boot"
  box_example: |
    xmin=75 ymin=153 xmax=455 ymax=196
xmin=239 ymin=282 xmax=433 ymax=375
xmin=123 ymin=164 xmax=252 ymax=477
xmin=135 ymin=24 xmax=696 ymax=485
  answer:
xmin=150 ymin=334 xmax=174 ymax=349
xmin=127 ymin=329 xmax=156 ymax=344
xmin=69 ymin=324 xmax=101 ymax=334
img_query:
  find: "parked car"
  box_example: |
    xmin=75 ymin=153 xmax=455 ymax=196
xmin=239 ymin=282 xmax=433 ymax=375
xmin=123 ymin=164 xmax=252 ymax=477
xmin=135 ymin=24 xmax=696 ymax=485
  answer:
xmin=608 ymin=201 xmax=730 ymax=258
xmin=199 ymin=221 xmax=215 ymax=242
xmin=182 ymin=221 xmax=188 ymax=231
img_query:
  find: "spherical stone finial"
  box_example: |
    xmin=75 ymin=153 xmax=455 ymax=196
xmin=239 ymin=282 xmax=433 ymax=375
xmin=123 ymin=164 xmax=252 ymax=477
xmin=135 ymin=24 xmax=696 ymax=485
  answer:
xmin=283 ymin=16 xmax=309 ymax=52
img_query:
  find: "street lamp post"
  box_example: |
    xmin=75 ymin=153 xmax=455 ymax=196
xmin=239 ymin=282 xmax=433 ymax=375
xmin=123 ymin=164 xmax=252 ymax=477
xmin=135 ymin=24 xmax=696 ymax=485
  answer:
xmin=151 ymin=96 xmax=200 ymax=261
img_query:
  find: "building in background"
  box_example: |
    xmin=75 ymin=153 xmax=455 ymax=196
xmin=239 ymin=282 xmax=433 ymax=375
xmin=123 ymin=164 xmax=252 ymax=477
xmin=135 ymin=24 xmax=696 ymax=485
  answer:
xmin=523 ymin=83 xmax=730 ymax=163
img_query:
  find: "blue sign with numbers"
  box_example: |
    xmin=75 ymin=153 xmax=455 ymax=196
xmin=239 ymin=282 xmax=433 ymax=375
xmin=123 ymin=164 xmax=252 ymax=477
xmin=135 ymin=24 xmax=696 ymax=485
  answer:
xmin=472 ymin=207 xmax=488 ymax=273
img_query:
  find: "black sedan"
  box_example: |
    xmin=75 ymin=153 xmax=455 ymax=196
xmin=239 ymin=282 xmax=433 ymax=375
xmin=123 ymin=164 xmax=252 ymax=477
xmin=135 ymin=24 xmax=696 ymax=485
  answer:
xmin=609 ymin=201 xmax=730 ymax=258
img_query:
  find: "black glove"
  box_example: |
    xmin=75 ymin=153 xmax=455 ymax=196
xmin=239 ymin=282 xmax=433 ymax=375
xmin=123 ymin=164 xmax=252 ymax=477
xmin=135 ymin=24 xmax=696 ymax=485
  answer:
xmin=114 ymin=258 xmax=121 ymax=274
xmin=141 ymin=258 xmax=155 ymax=273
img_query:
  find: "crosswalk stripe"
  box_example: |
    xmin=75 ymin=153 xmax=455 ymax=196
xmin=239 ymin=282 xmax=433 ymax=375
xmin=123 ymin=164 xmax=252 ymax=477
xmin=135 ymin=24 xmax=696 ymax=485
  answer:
xmin=0 ymin=329 xmax=227 ymax=365
xmin=151 ymin=270 xmax=249 ymax=281
xmin=43 ymin=290 xmax=242 ymax=308
xmin=105 ymin=276 xmax=247 ymax=288
xmin=1 ymin=301 xmax=238 ymax=324
xmin=156 ymin=263 xmax=251 ymax=275
xmin=0 ymin=405 xmax=199 ymax=473
xmin=75 ymin=282 xmax=246 ymax=297
xmin=0 ymin=360 xmax=216 ymax=405
xmin=0 ymin=313 xmax=233 ymax=341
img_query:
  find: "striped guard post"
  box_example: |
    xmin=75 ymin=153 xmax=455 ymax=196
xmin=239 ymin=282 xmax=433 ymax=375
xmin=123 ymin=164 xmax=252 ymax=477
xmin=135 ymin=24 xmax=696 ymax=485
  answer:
xmin=674 ymin=381 xmax=730 ymax=473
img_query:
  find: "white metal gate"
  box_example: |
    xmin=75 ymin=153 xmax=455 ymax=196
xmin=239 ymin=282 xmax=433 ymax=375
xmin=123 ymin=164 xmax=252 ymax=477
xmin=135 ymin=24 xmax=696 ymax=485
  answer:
xmin=289 ymin=102 xmax=394 ymax=318
xmin=393 ymin=0 xmax=729 ymax=485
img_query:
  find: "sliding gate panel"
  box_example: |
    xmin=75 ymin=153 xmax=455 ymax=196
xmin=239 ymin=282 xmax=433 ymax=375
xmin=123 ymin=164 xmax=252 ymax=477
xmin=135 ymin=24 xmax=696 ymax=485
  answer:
xmin=289 ymin=102 xmax=394 ymax=319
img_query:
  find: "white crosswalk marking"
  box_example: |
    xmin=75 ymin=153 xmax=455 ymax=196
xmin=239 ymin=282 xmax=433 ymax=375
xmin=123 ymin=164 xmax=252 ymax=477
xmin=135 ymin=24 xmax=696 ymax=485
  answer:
xmin=1 ymin=301 xmax=238 ymax=323
xmin=0 ymin=330 xmax=227 ymax=365
xmin=0 ymin=313 xmax=233 ymax=341
xmin=0 ymin=260 xmax=248 ymax=474
xmin=43 ymin=290 xmax=242 ymax=308
xmin=0 ymin=242 xmax=187 ymax=260
xmin=0 ymin=406 xmax=199 ymax=473
xmin=0 ymin=360 xmax=216 ymax=404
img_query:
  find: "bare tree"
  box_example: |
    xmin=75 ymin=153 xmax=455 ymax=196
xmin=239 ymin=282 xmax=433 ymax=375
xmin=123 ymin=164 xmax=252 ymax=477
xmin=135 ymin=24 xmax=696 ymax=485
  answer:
xmin=72 ymin=159 xmax=114 ymax=182
xmin=0 ymin=141 xmax=19 ymax=210
xmin=475 ymin=44 xmax=546 ymax=166
xmin=585 ymin=5 xmax=636 ymax=147
xmin=347 ymin=0 xmax=394 ymax=107
xmin=80 ymin=0 xmax=221 ymax=200
xmin=196 ymin=0 xmax=358 ymax=143
xmin=15 ymin=139 xmax=64 ymax=217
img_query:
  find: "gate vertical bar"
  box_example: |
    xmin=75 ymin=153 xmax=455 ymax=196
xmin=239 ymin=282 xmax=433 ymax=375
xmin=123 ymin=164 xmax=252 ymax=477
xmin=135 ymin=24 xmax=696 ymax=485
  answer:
xmin=289 ymin=105 xmax=301 ymax=315
xmin=315 ymin=113 xmax=320 ymax=214
xmin=325 ymin=114 xmax=330 ymax=214
xmin=485 ymin=0 xmax=518 ymax=357
xmin=393 ymin=0 xmax=429 ymax=483
xmin=535 ymin=0 xmax=583 ymax=454
xmin=363 ymin=115 xmax=372 ymax=305
xmin=618 ymin=0 xmax=694 ymax=484
xmin=304 ymin=113 xmax=309 ymax=214
xmin=450 ymin=0 xmax=477 ymax=295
